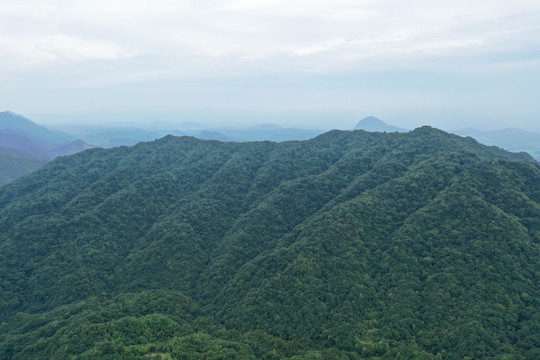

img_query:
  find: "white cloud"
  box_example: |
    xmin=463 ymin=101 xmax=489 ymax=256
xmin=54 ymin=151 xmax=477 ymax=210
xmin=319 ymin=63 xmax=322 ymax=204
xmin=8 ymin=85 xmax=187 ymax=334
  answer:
xmin=37 ymin=35 xmax=134 ymax=60
xmin=1 ymin=0 xmax=539 ymax=77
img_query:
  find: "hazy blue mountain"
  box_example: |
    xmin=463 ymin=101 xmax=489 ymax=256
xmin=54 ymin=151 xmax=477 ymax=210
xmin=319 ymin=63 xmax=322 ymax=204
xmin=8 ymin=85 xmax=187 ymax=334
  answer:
xmin=70 ymin=126 xmax=324 ymax=144
xmin=0 ymin=111 xmax=74 ymax=147
xmin=62 ymin=126 xmax=172 ymax=148
xmin=0 ymin=132 xmax=93 ymax=186
xmin=49 ymin=140 xmax=96 ymax=158
xmin=0 ymin=130 xmax=95 ymax=159
xmin=0 ymin=130 xmax=50 ymax=159
xmin=0 ymin=147 xmax=37 ymax=159
xmin=196 ymin=130 xmax=237 ymax=142
xmin=0 ymin=112 xmax=98 ymax=184
xmin=56 ymin=120 xmax=324 ymax=145
xmin=455 ymin=127 xmax=540 ymax=160
xmin=354 ymin=116 xmax=408 ymax=132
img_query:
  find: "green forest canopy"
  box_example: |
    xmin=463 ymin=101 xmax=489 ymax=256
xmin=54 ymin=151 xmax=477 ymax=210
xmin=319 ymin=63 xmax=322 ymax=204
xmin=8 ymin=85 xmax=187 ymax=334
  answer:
xmin=0 ymin=127 xmax=538 ymax=359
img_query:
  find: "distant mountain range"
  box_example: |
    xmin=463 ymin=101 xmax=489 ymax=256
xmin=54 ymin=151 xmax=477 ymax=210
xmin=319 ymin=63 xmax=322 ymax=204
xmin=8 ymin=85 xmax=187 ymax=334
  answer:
xmin=454 ymin=127 xmax=540 ymax=161
xmin=2 ymin=110 xmax=539 ymax=188
xmin=63 ymin=125 xmax=324 ymax=145
xmin=0 ymin=130 xmax=50 ymax=159
xmin=0 ymin=111 xmax=95 ymax=186
xmin=41 ymin=116 xmax=405 ymax=147
xmin=0 ymin=111 xmax=74 ymax=147
xmin=352 ymin=117 xmax=540 ymax=161
xmin=0 ymin=110 xmax=329 ymax=186
xmin=0 ymin=111 xmax=95 ymax=159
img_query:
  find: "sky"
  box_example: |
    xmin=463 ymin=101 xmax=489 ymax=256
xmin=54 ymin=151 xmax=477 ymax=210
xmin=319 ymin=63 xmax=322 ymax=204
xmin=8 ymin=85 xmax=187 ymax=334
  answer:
xmin=1 ymin=0 xmax=540 ymax=131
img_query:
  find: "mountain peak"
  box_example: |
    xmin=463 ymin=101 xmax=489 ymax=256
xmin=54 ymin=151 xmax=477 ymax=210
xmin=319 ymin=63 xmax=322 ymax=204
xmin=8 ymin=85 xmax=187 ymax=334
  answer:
xmin=0 ymin=110 xmax=35 ymax=127
xmin=1 ymin=110 xmax=25 ymax=117
xmin=357 ymin=116 xmax=385 ymax=126
xmin=0 ymin=111 xmax=75 ymax=148
xmin=354 ymin=116 xmax=407 ymax=132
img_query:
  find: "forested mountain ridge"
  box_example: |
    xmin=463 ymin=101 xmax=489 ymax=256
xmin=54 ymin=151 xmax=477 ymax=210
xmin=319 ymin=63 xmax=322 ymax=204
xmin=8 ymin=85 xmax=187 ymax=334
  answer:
xmin=0 ymin=127 xmax=538 ymax=359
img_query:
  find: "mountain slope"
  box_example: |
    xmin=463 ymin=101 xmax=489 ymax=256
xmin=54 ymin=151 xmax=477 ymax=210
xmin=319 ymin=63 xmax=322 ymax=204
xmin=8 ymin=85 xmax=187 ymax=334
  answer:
xmin=0 ymin=112 xmax=96 ymax=184
xmin=49 ymin=139 xmax=96 ymax=158
xmin=0 ymin=111 xmax=74 ymax=147
xmin=0 ymin=130 xmax=51 ymax=159
xmin=0 ymin=128 xmax=538 ymax=359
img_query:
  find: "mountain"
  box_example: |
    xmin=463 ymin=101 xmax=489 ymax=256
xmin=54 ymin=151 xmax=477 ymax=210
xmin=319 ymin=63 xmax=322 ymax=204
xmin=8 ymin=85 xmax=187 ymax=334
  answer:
xmin=49 ymin=139 xmax=96 ymax=158
xmin=0 ymin=128 xmax=538 ymax=359
xmin=0 ymin=112 xmax=97 ymax=185
xmin=0 ymin=111 xmax=74 ymax=147
xmin=0 ymin=130 xmax=94 ymax=161
xmin=56 ymin=122 xmax=324 ymax=145
xmin=0 ymin=147 xmax=37 ymax=159
xmin=455 ymin=127 xmax=540 ymax=160
xmin=64 ymin=126 xmax=169 ymax=148
xmin=0 ymin=130 xmax=51 ymax=159
xmin=196 ymin=130 xmax=237 ymax=142
xmin=0 ymin=131 xmax=51 ymax=186
xmin=354 ymin=116 xmax=408 ymax=132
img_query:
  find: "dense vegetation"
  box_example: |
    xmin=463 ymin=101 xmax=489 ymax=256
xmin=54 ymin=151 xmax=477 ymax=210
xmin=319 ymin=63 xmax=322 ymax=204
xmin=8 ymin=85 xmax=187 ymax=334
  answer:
xmin=0 ymin=127 xmax=538 ymax=359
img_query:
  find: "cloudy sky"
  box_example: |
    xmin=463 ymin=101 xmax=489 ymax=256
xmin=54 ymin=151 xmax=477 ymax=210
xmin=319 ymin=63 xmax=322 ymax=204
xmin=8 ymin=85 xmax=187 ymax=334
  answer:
xmin=1 ymin=0 xmax=539 ymax=130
